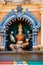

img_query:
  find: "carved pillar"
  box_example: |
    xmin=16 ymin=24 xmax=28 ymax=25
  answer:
xmin=0 ymin=31 xmax=5 ymax=50
xmin=2 ymin=34 xmax=5 ymax=47
xmin=33 ymin=34 xmax=37 ymax=46
xmin=0 ymin=30 xmax=5 ymax=47
xmin=41 ymin=12 xmax=43 ymax=46
xmin=32 ymin=29 xmax=37 ymax=46
xmin=38 ymin=6 xmax=43 ymax=50
xmin=39 ymin=5 xmax=43 ymax=46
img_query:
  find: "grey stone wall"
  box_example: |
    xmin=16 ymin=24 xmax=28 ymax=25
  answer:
xmin=0 ymin=51 xmax=43 ymax=61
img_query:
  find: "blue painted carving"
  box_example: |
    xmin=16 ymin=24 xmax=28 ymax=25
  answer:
xmin=23 ymin=9 xmax=40 ymax=31
xmin=0 ymin=6 xmax=40 ymax=46
xmin=0 ymin=10 xmax=16 ymax=30
xmin=17 ymin=5 xmax=23 ymax=12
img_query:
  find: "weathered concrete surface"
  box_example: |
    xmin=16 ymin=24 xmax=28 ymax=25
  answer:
xmin=0 ymin=51 xmax=43 ymax=61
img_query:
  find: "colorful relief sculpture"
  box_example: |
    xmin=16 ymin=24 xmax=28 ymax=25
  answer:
xmin=0 ymin=6 xmax=40 ymax=51
xmin=9 ymin=23 xmax=29 ymax=51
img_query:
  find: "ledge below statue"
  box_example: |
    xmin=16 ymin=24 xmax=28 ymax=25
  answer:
xmin=0 ymin=51 xmax=43 ymax=61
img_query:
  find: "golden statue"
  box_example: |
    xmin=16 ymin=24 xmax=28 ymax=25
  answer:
xmin=9 ymin=23 xmax=29 ymax=51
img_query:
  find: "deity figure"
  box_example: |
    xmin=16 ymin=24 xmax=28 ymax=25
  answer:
xmin=9 ymin=23 xmax=29 ymax=51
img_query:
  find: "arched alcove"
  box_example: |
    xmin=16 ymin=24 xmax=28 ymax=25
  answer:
xmin=5 ymin=18 xmax=33 ymax=50
xmin=0 ymin=6 xmax=40 ymax=51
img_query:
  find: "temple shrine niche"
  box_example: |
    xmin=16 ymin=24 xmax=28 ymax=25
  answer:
xmin=5 ymin=18 xmax=32 ymax=51
xmin=0 ymin=6 xmax=40 ymax=51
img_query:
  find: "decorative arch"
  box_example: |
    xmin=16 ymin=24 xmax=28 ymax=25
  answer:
xmin=0 ymin=6 xmax=40 ymax=48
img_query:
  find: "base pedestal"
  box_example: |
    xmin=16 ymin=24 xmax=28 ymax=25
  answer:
xmin=0 ymin=51 xmax=43 ymax=61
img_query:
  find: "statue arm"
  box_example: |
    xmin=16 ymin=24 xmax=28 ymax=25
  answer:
xmin=10 ymin=34 xmax=15 ymax=43
xmin=22 ymin=39 xmax=29 ymax=48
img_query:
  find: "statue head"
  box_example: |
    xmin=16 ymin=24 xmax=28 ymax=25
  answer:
xmin=18 ymin=23 xmax=23 ymax=34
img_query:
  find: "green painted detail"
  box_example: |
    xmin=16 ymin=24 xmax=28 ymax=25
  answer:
xmin=27 ymin=61 xmax=43 ymax=65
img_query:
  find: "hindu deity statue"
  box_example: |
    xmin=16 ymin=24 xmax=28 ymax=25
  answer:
xmin=9 ymin=23 xmax=29 ymax=51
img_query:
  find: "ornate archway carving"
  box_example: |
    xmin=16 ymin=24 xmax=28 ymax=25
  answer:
xmin=0 ymin=6 xmax=40 ymax=49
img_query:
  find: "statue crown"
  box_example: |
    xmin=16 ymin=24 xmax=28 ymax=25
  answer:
xmin=18 ymin=23 xmax=22 ymax=28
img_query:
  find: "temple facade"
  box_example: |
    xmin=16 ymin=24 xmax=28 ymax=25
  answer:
xmin=0 ymin=0 xmax=43 ymax=65
xmin=0 ymin=0 xmax=43 ymax=51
